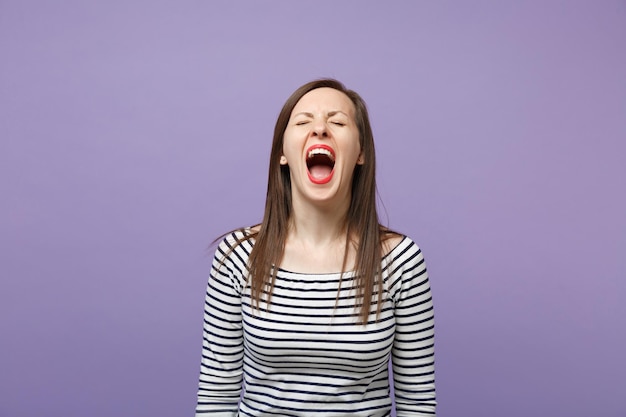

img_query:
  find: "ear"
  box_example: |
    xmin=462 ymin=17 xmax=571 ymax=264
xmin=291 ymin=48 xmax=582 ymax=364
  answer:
xmin=357 ymin=153 xmax=365 ymax=165
xmin=280 ymin=155 xmax=288 ymax=165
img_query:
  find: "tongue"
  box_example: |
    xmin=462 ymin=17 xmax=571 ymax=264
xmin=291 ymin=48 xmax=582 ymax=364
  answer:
xmin=309 ymin=165 xmax=332 ymax=179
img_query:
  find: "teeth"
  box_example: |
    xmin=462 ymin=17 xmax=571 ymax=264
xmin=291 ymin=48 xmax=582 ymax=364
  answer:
xmin=307 ymin=148 xmax=335 ymax=161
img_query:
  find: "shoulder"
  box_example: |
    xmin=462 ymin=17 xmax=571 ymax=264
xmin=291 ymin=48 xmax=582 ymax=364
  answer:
xmin=381 ymin=231 xmax=426 ymax=275
xmin=382 ymin=234 xmax=430 ymax=302
xmin=213 ymin=227 xmax=257 ymax=266
xmin=217 ymin=226 xmax=257 ymax=246
xmin=380 ymin=228 xmax=422 ymax=258
xmin=381 ymin=229 xmax=404 ymax=257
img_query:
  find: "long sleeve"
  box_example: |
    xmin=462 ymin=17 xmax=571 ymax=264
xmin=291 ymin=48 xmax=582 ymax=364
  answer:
xmin=195 ymin=234 xmax=247 ymax=416
xmin=390 ymin=242 xmax=437 ymax=416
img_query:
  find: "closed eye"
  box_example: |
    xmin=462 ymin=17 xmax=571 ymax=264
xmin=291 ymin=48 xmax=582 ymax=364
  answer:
xmin=331 ymin=121 xmax=345 ymax=126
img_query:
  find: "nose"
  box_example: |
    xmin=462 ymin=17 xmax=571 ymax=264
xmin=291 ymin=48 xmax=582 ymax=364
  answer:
xmin=312 ymin=120 xmax=328 ymax=138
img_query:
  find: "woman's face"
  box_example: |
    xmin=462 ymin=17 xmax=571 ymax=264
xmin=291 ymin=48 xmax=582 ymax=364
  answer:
xmin=281 ymin=87 xmax=363 ymax=208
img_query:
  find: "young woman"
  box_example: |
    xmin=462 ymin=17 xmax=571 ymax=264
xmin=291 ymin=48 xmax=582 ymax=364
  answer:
xmin=196 ymin=79 xmax=436 ymax=416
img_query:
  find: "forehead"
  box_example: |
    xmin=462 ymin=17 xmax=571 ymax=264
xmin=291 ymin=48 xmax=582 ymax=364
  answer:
xmin=291 ymin=87 xmax=355 ymax=115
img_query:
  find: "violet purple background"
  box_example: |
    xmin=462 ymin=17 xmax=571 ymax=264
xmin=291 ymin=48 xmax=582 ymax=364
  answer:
xmin=1 ymin=1 xmax=625 ymax=416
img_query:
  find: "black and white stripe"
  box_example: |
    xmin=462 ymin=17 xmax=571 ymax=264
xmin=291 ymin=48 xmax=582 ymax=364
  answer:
xmin=197 ymin=230 xmax=436 ymax=416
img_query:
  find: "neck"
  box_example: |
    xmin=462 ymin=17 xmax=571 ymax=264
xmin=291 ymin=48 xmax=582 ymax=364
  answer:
xmin=288 ymin=197 xmax=351 ymax=247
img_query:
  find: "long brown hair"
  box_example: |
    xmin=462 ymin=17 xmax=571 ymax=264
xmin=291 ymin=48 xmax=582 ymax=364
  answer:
xmin=235 ymin=79 xmax=392 ymax=323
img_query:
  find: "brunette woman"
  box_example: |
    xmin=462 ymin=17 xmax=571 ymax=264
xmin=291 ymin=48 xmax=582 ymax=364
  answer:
xmin=196 ymin=79 xmax=436 ymax=416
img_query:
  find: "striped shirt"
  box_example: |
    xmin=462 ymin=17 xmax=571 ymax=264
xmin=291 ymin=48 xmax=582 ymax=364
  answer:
xmin=196 ymin=230 xmax=436 ymax=416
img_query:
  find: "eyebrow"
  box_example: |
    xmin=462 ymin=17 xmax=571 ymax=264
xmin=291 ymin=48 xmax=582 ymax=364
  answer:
xmin=293 ymin=110 xmax=349 ymax=118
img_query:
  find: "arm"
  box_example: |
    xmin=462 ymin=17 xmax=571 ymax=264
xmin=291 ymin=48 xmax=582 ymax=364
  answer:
xmin=195 ymin=234 xmax=246 ymax=416
xmin=391 ymin=241 xmax=437 ymax=416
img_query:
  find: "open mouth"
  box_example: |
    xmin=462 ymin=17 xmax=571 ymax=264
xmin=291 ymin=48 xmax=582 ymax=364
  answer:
xmin=306 ymin=145 xmax=335 ymax=184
